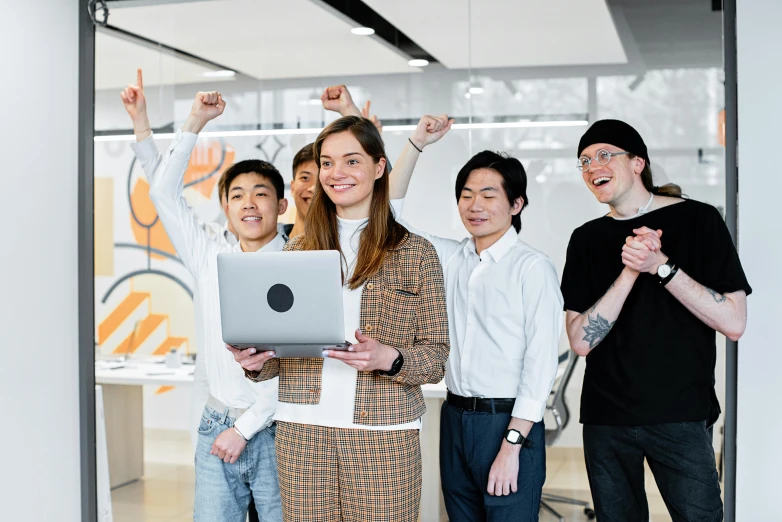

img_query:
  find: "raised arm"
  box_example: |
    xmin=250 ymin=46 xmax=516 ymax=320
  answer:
xmin=389 ymin=114 xmax=453 ymax=200
xmin=122 ymin=69 xmax=164 ymax=184
xmin=147 ymin=91 xmax=226 ymax=278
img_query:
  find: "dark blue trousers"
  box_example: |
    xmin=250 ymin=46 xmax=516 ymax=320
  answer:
xmin=583 ymin=422 xmax=723 ymax=522
xmin=439 ymin=401 xmax=546 ymax=522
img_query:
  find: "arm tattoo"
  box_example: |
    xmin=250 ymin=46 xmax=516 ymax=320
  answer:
xmin=707 ymin=287 xmax=727 ymax=303
xmin=582 ymin=314 xmax=616 ymax=349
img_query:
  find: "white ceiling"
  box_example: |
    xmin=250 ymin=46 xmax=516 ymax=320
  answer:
xmin=95 ymin=31 xmax=236 ymax=90
xmin=362 ymin=0 xmax=627 ymax=69
xmin=107 ymin=0 xmax=419 ymax=81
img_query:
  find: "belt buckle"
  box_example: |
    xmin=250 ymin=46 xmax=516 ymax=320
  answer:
xmin=471 ymin=397 xmax=477 ymax=411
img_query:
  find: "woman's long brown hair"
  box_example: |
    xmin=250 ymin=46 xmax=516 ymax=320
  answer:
xmin=303 ymin=116 xmax=407 ymax=290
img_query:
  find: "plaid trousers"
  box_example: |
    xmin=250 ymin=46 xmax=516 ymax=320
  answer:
xmin=275 ymin=422 xmax=422 ymax=522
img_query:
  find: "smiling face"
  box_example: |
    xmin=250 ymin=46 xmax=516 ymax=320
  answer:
xmin=291 ymin=160 xmax=317 ymax=217
xmin=580 ymin=143 xmax=645 ymax=206
xmin=458 ymin=168 xmax=523 ymax=249
xmin=318 ymin=131 xmax=386 ymax=218
xmin=225 ymin=172 xmax=287 ymax=248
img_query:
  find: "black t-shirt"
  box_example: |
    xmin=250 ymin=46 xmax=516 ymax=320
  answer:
xmin=561 ymin=199 xmax=752 ymax=426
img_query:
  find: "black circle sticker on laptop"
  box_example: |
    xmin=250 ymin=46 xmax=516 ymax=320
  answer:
xmin=267 ymin=284 xmax=294 ymax=313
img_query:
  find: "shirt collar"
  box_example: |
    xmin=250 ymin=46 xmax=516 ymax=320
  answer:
xmin=231 ymin=233 xmax=286 ymax=253
xmin=462 ymin=226 xmax=518 ymax=262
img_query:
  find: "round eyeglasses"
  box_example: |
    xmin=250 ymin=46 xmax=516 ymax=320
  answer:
xmin=577 ymin=149 xmax=629 ymax=172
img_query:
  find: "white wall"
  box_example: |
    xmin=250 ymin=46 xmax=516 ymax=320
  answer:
xmin=0 ymin=1 xmax=82 ymax=520
xmin=736 ymin=0 xmax=782 ymax=518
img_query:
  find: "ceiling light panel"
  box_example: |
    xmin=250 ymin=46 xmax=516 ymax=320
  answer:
xmin=362 ymin=0 xmax=627 ymax=69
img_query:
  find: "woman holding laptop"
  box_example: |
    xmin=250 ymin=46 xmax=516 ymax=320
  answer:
xmin=228 ymin=115 xmax=451 ymax=521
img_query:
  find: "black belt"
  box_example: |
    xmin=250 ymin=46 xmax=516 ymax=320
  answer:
xmin=446 ymin=391 xmax=515 ymax=413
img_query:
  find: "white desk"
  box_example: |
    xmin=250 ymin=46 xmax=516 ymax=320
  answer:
xmin=95 ymin=360 xmax=195 ymax=489
xmin=95 ymin=360 xmax=195 ymax=386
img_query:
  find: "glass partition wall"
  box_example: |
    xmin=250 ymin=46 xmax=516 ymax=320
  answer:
xmin=93 ymin=4 xmax=726 ymax=520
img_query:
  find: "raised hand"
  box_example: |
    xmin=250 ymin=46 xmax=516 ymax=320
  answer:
xmin=321 ymin=85 xmax=361 ymax=117
xmin=120 ymin=69 xmax=151 ymax=140
xmin=183 ymin=91 xmax=226 ymax=134
xmin=120 ymin=69 xmax=147 ymax=121
xmin=410 ymin=114 xmax=454 ymax=151
xmin=361 ymin=100 xmax=383 ymax=134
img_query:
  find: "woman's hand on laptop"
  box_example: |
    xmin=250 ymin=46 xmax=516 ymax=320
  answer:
xmin=324 ymin=329 xmax=399 ymax=372
xmin=226 ymin=344 xmax=275 ymax=372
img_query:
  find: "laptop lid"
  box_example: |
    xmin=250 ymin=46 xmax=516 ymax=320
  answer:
xmin=217 ymin=250 xmax=344 ymax=346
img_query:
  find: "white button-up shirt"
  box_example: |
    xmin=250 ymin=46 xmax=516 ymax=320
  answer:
xmin=398 ymin=211 xmax=563 ymax=422
xmin=148 ymin=129 xmax=282 ymax=438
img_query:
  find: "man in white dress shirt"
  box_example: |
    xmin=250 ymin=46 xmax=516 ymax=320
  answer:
xmin=389 ymin=121 xmax=563 ymax=521
xmin=145 ymin=89 xmax=285 ymax=521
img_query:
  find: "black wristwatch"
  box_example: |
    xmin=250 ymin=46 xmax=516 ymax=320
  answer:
xmin=657 ymin=259 xmax=678 ymax=286
xmin=378 ymin=350 xmax=404 ymax=376
xmin=504 ymin=429 xmax=533 ymax=448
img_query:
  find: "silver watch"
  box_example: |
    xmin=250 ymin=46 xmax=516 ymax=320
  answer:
xmin=657 ymin=262 xmax=673 ymax=279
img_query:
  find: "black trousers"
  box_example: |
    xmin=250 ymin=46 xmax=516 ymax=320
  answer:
xmin=583 ymin=422 xmax=723 ymax=522
xmin=440 ymin=401 xmax=546 ymax=522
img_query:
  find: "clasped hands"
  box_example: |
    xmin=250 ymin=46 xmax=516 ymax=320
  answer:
xmin=622 ymin=226 xmax=668 ymax=275
xmin=226 ymin=329 xmax=399 ymax=373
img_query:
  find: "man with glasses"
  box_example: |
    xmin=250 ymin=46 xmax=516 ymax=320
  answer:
xmin=560 ymin=119 xmax=751 ymax=521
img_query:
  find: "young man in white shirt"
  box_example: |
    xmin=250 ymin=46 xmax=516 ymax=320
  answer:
xmin=120 ymin=73 xmax=238 ymax=462
xmin=284 ymin=143 xmax=317 ymax=239
xmin=389 ymin=120 xmax=563 ymax=521
xmin=147 ymin=90 xmax=285 ymax=522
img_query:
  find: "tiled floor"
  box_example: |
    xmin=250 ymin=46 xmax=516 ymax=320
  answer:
xmin=112 ymin=431 xmax=714 ymax=521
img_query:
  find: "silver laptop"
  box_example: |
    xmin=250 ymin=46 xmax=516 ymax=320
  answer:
xmin=217 ymin=250 xmax=350 ymax=358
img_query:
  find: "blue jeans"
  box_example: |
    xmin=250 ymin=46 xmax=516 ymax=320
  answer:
xmin=194 ymin=405 xmax=282 ymax=522
xmin=583 ymin=422 xmax=723 ymax=522
xmin=440 ymin=401 xmax=546 ymax=522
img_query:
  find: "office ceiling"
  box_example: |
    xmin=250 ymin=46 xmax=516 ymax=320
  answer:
xmin=361 ymin=0 xmax=627 ymax=69
xmin=95 ymin=31 xmax=236 ymax=90
xmin=105 ymin=0 xmax=417 ymax=81
xmin=97 ymin=0 xmax=723 ymax=89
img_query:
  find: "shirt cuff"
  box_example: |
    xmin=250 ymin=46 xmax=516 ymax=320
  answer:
xmin=234 ymin=410 xmax=273 ymax=440
xmin=511 ymin=396 xmax=546 ymax=423
xmin=129 ymin=133 xmax=156 ymax=159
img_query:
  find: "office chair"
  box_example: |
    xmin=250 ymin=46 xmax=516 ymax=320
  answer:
xmin=540 ymin=351 xmax=596 ymax=521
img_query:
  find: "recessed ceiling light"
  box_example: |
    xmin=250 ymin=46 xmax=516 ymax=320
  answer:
xmin=351 ymin=27 xmax=375 ymax=36
xmin=469 ymin=86 xmax=485 ymax=95
xmin=408 ymin=59 xmax=429 ymax=67
xmin=464 ymin=92 xmax=472 ymax=99
xmin=202 ymin=70 xmax=235 ymax=78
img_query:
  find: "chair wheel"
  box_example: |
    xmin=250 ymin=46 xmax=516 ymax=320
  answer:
xmin=584 ymin=508 xmax=596 ymax=519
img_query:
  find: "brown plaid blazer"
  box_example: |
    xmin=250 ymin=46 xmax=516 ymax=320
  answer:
xmin=245 ymin=230 xmax=450 ymax=426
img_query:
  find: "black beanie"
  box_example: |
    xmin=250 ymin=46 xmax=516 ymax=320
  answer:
xmin=577 ymin=119 xmax=650 ymax=165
